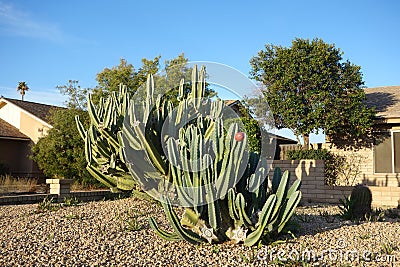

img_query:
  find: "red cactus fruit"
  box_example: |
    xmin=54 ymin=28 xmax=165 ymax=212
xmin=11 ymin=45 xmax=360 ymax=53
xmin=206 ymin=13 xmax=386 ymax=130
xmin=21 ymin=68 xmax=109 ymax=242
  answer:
xmin=235 ymin=132 xmax=245 ymax=142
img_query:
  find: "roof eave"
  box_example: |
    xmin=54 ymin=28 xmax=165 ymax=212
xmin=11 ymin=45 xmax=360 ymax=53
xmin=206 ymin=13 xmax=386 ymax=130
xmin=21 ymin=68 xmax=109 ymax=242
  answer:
xmin=0 ymin=98 xmax=53 ymax=129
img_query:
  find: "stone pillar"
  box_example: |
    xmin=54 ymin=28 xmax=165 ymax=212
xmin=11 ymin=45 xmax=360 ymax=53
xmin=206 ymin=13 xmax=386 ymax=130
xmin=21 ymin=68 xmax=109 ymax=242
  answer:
xmin=46 ymin=179 xmax=74 ymax=199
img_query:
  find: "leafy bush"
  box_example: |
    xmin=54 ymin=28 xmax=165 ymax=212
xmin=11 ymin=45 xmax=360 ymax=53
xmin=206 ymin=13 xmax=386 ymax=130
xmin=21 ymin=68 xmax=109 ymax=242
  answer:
xmin=287 ymin=149 xmax=343 ymax=185
xmin=31 ymin=108 xmax=102 ymax=187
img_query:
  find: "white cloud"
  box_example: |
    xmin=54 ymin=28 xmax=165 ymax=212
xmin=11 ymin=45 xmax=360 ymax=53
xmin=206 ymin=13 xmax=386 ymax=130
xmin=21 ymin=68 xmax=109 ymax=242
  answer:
xmin=0 ymin=2 xmax=69 ymax=42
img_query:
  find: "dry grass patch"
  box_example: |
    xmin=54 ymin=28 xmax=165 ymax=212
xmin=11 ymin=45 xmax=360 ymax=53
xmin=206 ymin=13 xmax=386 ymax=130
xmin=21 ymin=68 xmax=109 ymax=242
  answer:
xmin=0 ymin=175 xmax=38 ymax=194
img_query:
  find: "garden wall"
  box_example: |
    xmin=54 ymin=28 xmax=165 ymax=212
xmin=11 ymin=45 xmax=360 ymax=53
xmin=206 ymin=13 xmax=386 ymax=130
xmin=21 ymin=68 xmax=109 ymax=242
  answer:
xmin=272 ymin=160 xmax=400 ymax=208
xmin=0 ymin=190 xmax=112 ymax=206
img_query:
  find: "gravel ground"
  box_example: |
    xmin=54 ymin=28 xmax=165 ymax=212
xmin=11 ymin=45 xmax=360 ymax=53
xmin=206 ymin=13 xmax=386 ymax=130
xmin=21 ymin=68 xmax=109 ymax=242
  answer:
xmin=0 ymin=197 xmax=399 ymax=267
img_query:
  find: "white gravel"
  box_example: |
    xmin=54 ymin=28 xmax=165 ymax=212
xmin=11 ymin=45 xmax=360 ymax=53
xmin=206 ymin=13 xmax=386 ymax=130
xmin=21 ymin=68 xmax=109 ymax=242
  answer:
xmin=0 ymin=198 xmax=399 ymax=266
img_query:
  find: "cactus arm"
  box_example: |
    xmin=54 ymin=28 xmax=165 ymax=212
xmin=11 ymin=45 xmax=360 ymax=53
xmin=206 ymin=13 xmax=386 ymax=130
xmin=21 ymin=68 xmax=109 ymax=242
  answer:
xmin=271 ymin=167 xmax=282 ymax=194
xmin=87 ymin=94 xmax=100 ymax=127
xmin=75 ymin=115 xmax=87 ymax=140
xmin=121 ymin=122 xmax=141 ymax=150
xmin=86 ymin=165 xmax=117 ymax=189
xmin=287 ymin=179 xmax=301 ymax=198
xmin=277 ymin=191 xmax=302 ymax=233
xmin=144 ymin=74 xmax=154 ymax=123
xmin=84 ymin=134 xmax=93 ymax=165
xmin=190 ymin=65 xmax=198 ymax=101
xmin=116 ymin=174 xmax=136 ymax=191
xmin=95 ymin=138 xmax=113 ymax=159
xmin=244 ymin=194 xmax=277 ymax=246
xmin=162 ymin=201 xmax=203 ymax=244
xmin=99 ymin=129 xmax=120 ymax=151
xmin=272 ymin=170 xmax=290 ymax=216
xmin=133 ymin=124 xmax=167 ymax=175
xmin=180 ymin=208 xmax=199 ymax=228
xmin=228 ymin=188 xmax=239 ymax=220
xmin=205 ymin=160 xmax=221 ymax=230
xmin=235 ymin=193 xmax=254 ymax=228
xmin=148 ymin=217 xmax=181 ymax=242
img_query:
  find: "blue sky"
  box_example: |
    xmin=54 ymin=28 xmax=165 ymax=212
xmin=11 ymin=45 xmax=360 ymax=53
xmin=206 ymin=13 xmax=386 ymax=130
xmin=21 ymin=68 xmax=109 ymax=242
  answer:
xmin=0 ymin=0 xmax=399 ymax=142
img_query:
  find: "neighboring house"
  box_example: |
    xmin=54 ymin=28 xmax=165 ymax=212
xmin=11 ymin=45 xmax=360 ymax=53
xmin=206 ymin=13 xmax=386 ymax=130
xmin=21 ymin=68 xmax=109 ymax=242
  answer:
xmin=325 ymin=86 xmax=400 ymax=186
xmin=0 ymin=97 xmax=59 ymax=177
xmin=224 ymin=99 xmax=297 ymax=159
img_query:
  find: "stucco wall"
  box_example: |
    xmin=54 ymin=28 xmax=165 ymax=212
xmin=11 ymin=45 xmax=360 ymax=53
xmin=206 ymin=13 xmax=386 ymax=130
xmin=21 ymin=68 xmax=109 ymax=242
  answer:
xmin=0 ymin=139 xmax=34 ymax=176
xmin=0 ymin=102 xmax=21 ymax=129
xmin=19 ymin=112 xmax=49 ymax=144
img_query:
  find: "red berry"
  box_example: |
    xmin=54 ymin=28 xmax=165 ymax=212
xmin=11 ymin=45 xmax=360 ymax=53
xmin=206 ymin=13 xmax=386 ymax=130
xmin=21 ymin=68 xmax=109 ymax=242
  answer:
xmin=235 ymin=132 xmax=245 ymax=142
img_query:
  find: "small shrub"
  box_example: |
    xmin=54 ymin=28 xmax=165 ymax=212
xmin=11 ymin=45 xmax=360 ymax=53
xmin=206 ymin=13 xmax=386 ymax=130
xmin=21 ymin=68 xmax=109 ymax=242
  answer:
xmin=64 ymin=213 xmax=80 ymax=220
xmin=36 ymin=197 xmax=59 ymax=213
xmin=287 ymin=149 xmax=343 ymax=185
xmin=338 ymin=196 xmax=354 ymax=220
xmin=358 ymin=233 xmax=370 ymax=240
xmin=381 ymin=242 xmax=396 ymax=255
xmin=63 ymin=196 xmax=80 ymax=207
xmin=318 ymin=210 xmax=336 ymax=223
xmin=119 ymin=209 xmax=144 ymax=232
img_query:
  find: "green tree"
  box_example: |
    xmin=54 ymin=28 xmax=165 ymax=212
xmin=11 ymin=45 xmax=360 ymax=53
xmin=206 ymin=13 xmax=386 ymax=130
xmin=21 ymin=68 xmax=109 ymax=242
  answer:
xmin=31 ymin=108 xmax=98 ymax=185
xmin=249 ymin=38 xmax=375 ymax=148
xmin=31 ymin=81 xmax=100 ymax=186
xmin=93 ymin=56 xmax=160 ymax=103
xmin=155 ymin=53 xmax=217 ymax=104
xmin=17 ymin=81 xmax=29 ymax=101
xmin=93 ymin=53 xmax=216 ymax=105
xmin=56 ymin=80 xmax=89 ymax=110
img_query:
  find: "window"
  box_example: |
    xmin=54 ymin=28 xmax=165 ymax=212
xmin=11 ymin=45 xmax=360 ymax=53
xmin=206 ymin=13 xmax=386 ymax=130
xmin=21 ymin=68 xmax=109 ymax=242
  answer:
xmin=374 ymin=131 xmax=400 ymax=173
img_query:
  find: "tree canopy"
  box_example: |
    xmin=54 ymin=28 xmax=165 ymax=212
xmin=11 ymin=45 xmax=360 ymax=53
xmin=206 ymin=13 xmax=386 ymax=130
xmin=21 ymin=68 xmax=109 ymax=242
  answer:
xmin=93 ymin=53 xmax=215 ymax=104
xmin=32 ymin=53 xmax=217 ymax=184
xmin=31 ymin=107 xmax=99 ymax=185
xmin=17 ymin=81 xmax=29 ymax=101
xmin=249 ymin=38 xmax=375 ymax=148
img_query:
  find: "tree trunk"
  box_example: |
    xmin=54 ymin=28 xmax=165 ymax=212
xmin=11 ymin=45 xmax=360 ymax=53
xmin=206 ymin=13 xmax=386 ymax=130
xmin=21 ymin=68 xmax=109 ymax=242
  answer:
xmin=302 ymin=133 xmax=310 ymax=149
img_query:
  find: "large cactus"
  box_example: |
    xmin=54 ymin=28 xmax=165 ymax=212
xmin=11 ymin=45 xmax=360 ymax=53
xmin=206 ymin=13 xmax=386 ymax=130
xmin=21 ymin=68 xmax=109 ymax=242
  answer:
xmin=75 ymin=85 xmax=135 ymax=192
xmin=78 ymin=65 xmax=302 ymax=246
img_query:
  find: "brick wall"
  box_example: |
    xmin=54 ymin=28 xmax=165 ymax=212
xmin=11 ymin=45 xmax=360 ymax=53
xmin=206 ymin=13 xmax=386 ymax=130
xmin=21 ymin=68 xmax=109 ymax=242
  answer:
xmin=272 ymin=160 xmax=400 ymax=208
xmin=322 ymin=143 xmax=400 ymax=187
xmin=0 ymin=190 xmax=112 ymax=206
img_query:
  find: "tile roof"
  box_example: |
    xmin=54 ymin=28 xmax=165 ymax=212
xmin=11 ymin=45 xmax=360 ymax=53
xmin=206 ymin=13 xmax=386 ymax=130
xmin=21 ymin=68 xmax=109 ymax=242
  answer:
xmin=0 ymin=118 xmax=29 ymax=140
xmin=364 ymin=86 xmax=400 ymax=119
xmin=3 ymin=98 xmax=62 ymax=123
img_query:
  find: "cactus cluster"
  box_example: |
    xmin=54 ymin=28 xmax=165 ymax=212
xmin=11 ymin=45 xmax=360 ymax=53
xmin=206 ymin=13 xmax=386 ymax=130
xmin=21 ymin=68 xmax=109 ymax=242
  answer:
xmin=77 ymin=65 xmax=302 ymax=246
xmin=75 ymin=86 xmax=135 ymax=192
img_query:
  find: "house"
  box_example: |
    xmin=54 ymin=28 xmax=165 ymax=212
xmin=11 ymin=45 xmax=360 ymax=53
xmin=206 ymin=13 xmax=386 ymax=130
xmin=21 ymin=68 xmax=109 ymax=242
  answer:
xmin=325 ymin=86 xmax=400 ymax=186
xmin=0 ymin=97 xmax=59 ymax=177
xmin=224 ymin=99 xmax=297 ymax=159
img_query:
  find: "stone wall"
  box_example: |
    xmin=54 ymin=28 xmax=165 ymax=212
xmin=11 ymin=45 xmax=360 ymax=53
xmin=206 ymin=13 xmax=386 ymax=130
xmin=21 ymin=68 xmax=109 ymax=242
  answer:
xmin=272 ymin=160 xmax=400 ymax=207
